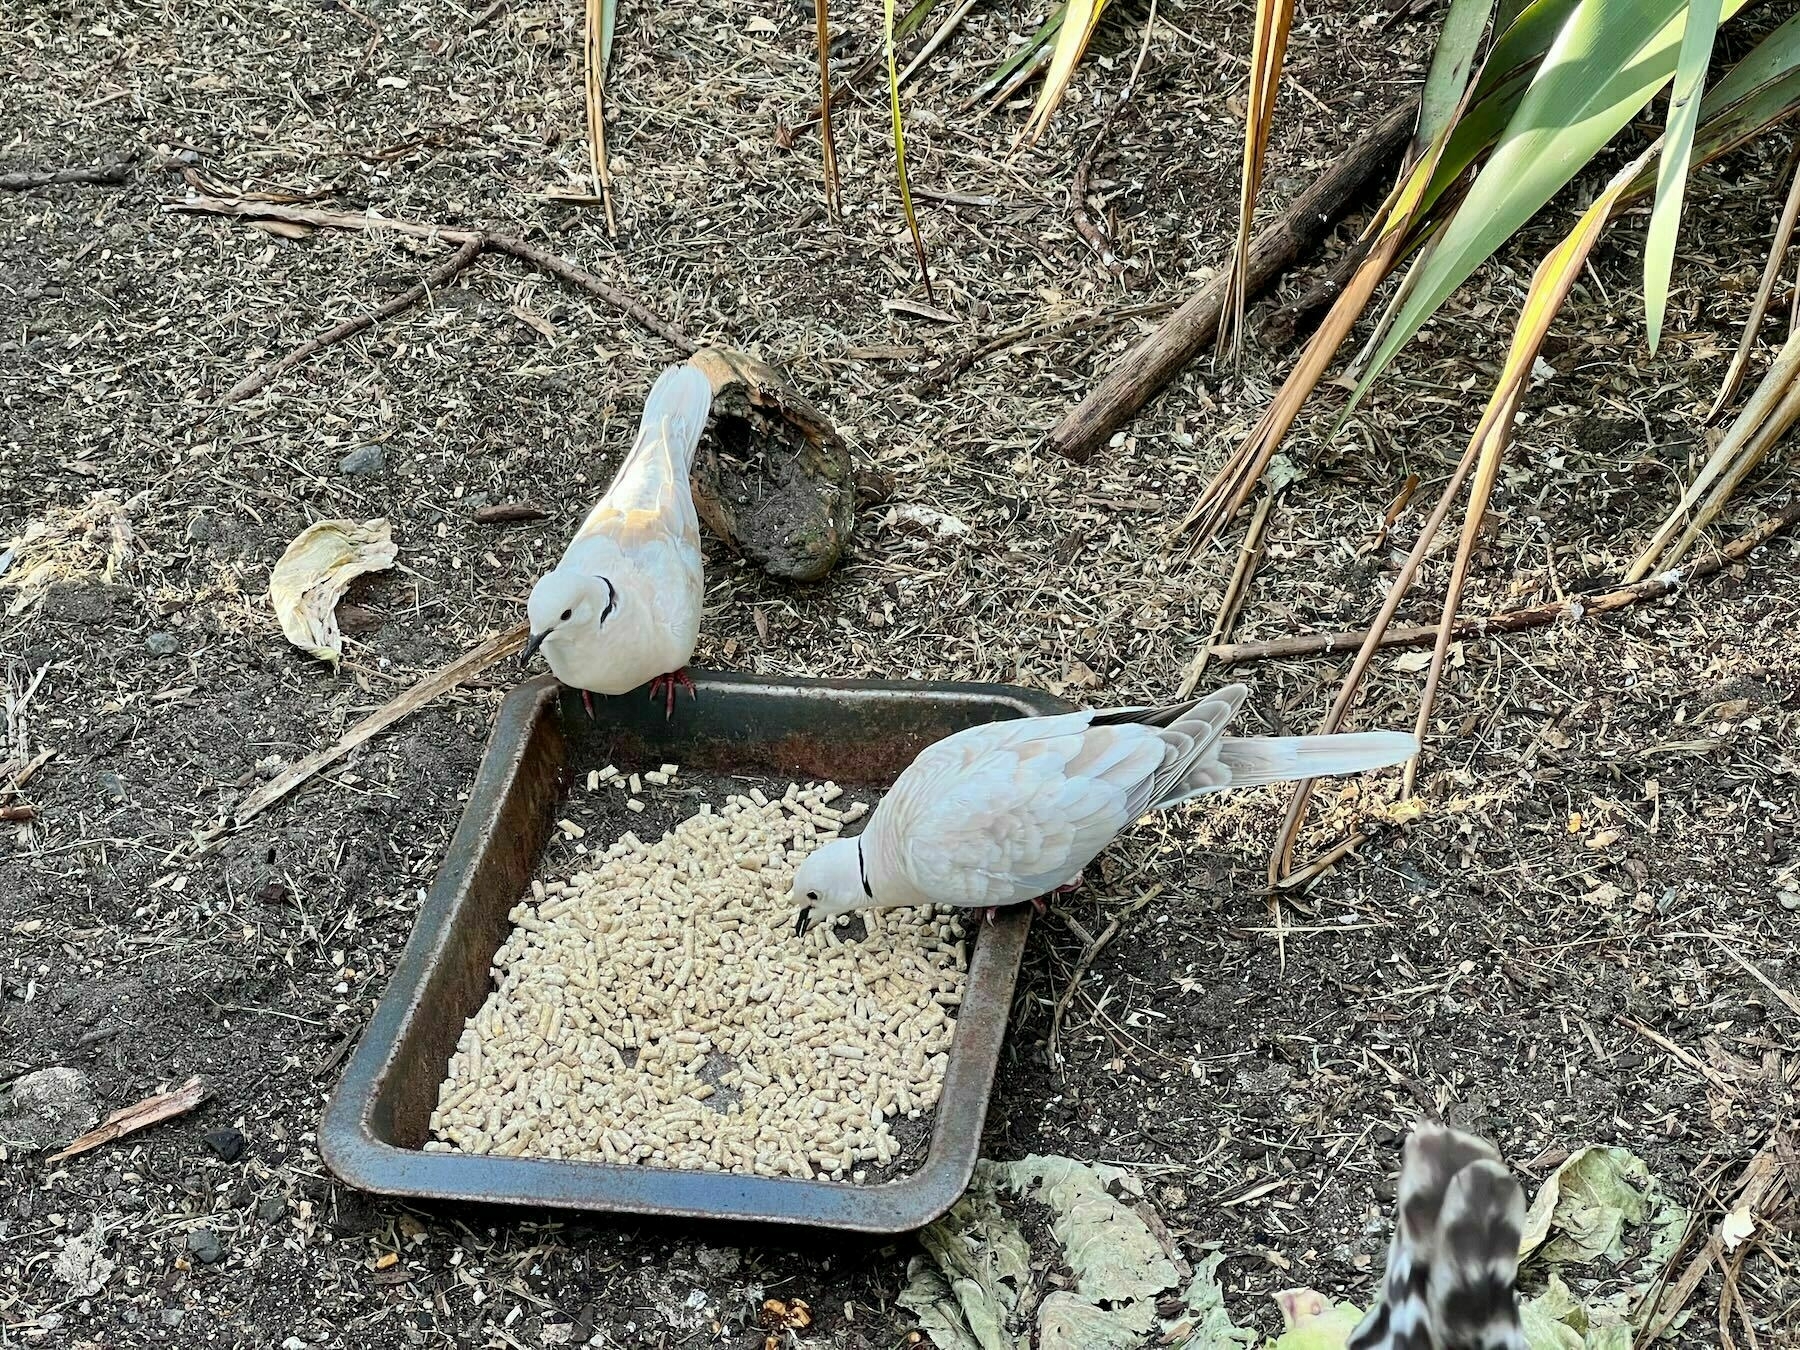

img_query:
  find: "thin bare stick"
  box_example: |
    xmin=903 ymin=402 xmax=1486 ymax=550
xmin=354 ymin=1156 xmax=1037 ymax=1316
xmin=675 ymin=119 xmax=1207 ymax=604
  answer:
xmin=1049 ymin=97 xmax=1416 ymax=463
xmin=1206 ymin=497 xmax=1800 ymax=666
xmin=1707 ymin=136 xmax=1800 ymax=421
xmin=583 ymin=0 xmax=618 ymax=235
xmin=185 ymin=624 xmax=528 ymax=854
xmin=1 ymin=159 xmax=136 ymax=191
xmin=1405 ymin=382 xmax=1523 ymax=797
xmin=1179 ymin=491 xmax=1271 ymax=698
xmin=220 ymin=236 xmax=484 ymax=407
xmin=1048 ymin=886 xmax=1161 ymax=1065
xmin=1068 ymin=0 xmax=1157 ymax=277
xmin=814 ymin=0 xmax=841 ymax=218
xmin=167 ymin=196 xmax=698 ymax=351
xmin=49 ymin=1077 xmax=209 ymax=1162
xmin=898 ymin=0 xmax=977 ymax=85
xmin=1265 ymin=428 xmax=1485 ymax=885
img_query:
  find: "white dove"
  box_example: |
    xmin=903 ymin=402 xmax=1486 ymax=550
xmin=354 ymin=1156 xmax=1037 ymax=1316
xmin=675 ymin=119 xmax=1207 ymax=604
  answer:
xmin=522 ymin=363 xmax=713 ymax=715
xmin=790 ymin=683 xmax=1416 ymax=935
xmin=1342 ymin=1121 xmax=1528 ymax=1350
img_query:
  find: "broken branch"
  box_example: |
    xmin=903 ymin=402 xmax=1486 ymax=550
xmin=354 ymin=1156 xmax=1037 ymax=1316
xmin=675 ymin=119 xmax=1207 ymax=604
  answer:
xmin=220 ymin=236 xmax=484 ymax=406
xmin=2 ymin=159 xmax=136 ymax=191
xmin=49 ymin=1076 xmax=209 ymax=1162
xmin=167 ymin=196 xmax=698 ymax=352
xmin=191 ymin=623 xmax=529 ymax=853
xmin=1204 ymin=497 xmax=1800 ymax=666
xmin=1047 ymin=97 xmax=1416 ymax=463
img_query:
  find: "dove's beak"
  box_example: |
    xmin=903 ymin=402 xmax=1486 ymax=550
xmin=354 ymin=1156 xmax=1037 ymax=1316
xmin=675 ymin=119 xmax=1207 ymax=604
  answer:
xmin=794 ymin=906 xmax=813 ymax=939
xmin=520 ymin=631 xmax=547 ymax=666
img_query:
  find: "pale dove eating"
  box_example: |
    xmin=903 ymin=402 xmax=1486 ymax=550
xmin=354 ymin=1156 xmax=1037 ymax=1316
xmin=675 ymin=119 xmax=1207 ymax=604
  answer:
xmin=1344 ymin=1121 xmax=1528 ymax=1350
xmin=790 ymin=683 xmax=1416 ymax=934
xmin=522 ymin=363 xmax=713 ymax=714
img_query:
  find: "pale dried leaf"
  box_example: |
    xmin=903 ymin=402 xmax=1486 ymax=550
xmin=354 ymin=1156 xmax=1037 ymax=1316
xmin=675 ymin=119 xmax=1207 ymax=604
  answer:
xmin=268 ymin=519 xmax=398 ymax=664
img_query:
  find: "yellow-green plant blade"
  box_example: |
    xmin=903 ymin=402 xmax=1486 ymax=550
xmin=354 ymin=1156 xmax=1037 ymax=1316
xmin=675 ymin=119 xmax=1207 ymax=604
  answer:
xmin=1644 ymin=0 xmax=1723 ymax=353
xmin=896 ymin=0 xmax=946 ymax=40
xmin=1349 ymin=0 xmax=1750 ymax=414
xmin=1417 ymin=0 xmax=1498 ymax=152
xmin=886 ymin=0 xmax=934 ymax=299
xmin=1021 ymin=0 xmax=1106 ymax=143
xmin=1220 ymin=0 xmax=1295 ymax=357
xmin=968 ymin=5 xmax=1064 ymax=105
xmin=597 ymin=0 xmax=617 ymax=76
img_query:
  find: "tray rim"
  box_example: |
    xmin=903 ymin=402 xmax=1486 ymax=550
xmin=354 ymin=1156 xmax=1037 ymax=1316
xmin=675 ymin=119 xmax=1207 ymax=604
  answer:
xmin=319 ymin=668 xmax=1071 ymax=1232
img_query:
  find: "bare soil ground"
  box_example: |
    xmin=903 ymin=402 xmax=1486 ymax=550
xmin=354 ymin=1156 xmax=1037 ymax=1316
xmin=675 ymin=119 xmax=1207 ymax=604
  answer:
xmin=2 ymin=0 xmax=1796 ymax=1346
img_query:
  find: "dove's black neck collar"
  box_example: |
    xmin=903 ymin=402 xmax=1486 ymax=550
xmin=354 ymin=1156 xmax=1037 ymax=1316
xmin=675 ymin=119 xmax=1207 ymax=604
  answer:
xmin=856 ymin=836 xmax=873 ymax=900
xmin=597 ymin=576 xmax=617 ymax=624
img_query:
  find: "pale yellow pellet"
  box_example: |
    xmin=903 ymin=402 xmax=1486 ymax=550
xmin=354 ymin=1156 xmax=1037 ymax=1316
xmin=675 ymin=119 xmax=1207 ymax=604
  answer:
xmin=428 ymin=777 xmax=965 ymax=1184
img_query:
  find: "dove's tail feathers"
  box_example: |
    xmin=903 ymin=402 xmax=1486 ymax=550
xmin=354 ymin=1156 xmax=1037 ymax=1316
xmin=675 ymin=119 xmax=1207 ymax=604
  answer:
xmin=1207 ymin=730 xmax=1417 ymax=790
xmin=1347 ymin=1124 xmax=1528 ymax=1350
xmin=589 ymin=364 xmax=715 ymax=528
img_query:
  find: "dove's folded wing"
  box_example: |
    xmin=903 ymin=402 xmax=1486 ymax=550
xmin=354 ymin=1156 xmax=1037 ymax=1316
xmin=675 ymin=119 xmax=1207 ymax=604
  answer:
xmin=885 ymin=714 xmax=1166 ymax=908
xmin=575 ymin=365 xmax=711 ymax=549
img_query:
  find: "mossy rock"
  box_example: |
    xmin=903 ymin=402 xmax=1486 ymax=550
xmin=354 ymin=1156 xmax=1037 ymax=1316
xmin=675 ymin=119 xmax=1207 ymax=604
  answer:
xmin=688 ymin=348 xmax=853 ymax=583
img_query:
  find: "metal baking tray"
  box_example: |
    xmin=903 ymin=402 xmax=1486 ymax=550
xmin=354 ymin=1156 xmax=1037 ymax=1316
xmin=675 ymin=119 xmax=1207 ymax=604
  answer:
xmin=320 ymin=670 xmax=1068 ymax=1232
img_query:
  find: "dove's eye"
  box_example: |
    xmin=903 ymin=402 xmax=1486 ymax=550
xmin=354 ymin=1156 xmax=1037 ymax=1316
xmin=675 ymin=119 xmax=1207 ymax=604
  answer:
xmin=559 ymin=608 xmax=573 ymax=621
xmin=806 ymin=890 xmax=818 ymax=902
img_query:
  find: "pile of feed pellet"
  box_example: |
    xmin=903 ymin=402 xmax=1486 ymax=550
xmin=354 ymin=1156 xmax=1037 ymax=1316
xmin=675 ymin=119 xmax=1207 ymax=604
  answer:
xmin=426 ymin=771 xmax=969 ymax=1183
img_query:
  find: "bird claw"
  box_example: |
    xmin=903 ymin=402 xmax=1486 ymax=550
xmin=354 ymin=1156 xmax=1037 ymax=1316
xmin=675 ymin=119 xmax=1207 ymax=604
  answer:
xmin=647 ymin=668 xmax=698 ymax=720
xmin=1030 ymin=895 xmax=1048 ymax=914
xmin=581 ymin=688 xmax=596 ymax=721
xmin=1052 ymin=871 xmax=1084 ymax=895
xmin=983 ymin=906 xmax=999 ymax=926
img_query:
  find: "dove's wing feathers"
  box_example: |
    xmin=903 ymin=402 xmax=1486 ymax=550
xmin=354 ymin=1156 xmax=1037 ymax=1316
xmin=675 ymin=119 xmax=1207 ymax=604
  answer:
xmin=1347 ymin=1124 xmax=1528 ymax=1350
xmin=882 ymin=711 xmax=1165 ymax=908
xmin=1089 ymin=684 xmax=1249 ymax=810
xmin=573 ymin=364 xmax=712 ymax=551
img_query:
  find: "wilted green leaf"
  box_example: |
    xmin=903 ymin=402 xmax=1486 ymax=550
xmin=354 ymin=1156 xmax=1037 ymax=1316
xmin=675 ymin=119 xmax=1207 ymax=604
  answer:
xmin=1521 ymin=1273 xmax=1633 ymax=1350
xmin=1520 ymin=1146 xmax=1687 ymax=1268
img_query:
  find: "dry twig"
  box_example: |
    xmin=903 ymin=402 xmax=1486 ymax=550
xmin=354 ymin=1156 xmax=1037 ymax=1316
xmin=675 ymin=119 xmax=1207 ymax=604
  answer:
xmin=167 ymin=196 xmax=698 ymax=352
xmin=190 ymin=624 xmax=529 ymax=853
xmin=1048 ymin=98 xmax=1416 ymax=462
xmin=1048 ymin=885 xmax=1161 ymax=1066
xmin=219 ymin=236 xmax=485 ymax=406
xmin=1178 ymin=492 xmax=1271 ymax=698
xmin=1 ymin=159 xmax=136 ymax=191
xmin=1202 ymin=496 xmax=1800 ymax=666
xmin=49 ymin=1077 xmax=210 ymax=1162
xmin=1069 ymin=0 xmax=1157 ymax=276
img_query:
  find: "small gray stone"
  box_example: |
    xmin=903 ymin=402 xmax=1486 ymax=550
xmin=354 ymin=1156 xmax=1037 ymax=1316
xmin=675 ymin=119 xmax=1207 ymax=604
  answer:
xmin=1 ymin=1068 xmax=98 ymax=1150
xmin=97 ymin=771 xmax=127 ymax=802
xmin=184 ymin=1227 xmax=224 ymax=1264
xmin=161 ymin=1308 xmax=185 ymax=1328
xmin=694 ymin=1245 xmax=741 ymax=1277
xmin=146 ymin=631 xmax=179 ymax=657
xmin=186 ymin=516 xmax=217 ymax=544
xmin=339 ymin=444 xmax=386 ymax=477
xmin=257 ymin=1196 xmax=288 ymax=1223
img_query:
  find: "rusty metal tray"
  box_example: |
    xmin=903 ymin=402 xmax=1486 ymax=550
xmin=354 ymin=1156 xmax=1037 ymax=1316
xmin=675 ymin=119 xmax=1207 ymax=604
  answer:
xmin=320 ymin=670 xmax=1068 ymax=1232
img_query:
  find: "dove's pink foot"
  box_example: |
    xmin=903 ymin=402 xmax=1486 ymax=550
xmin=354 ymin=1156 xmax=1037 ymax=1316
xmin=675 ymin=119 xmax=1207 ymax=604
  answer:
xmin=581 ymin=688 xmax=596 ymax=720
xmin=1052 ymin=871 xmax=1084 ymax=895
xmin=647 ymin=668 xmax=697 ymax=719
xmin=1030 ymin=895 xmax=1048 ymax=914
xmin=983 ymin=906 xmax=999 ymax=926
